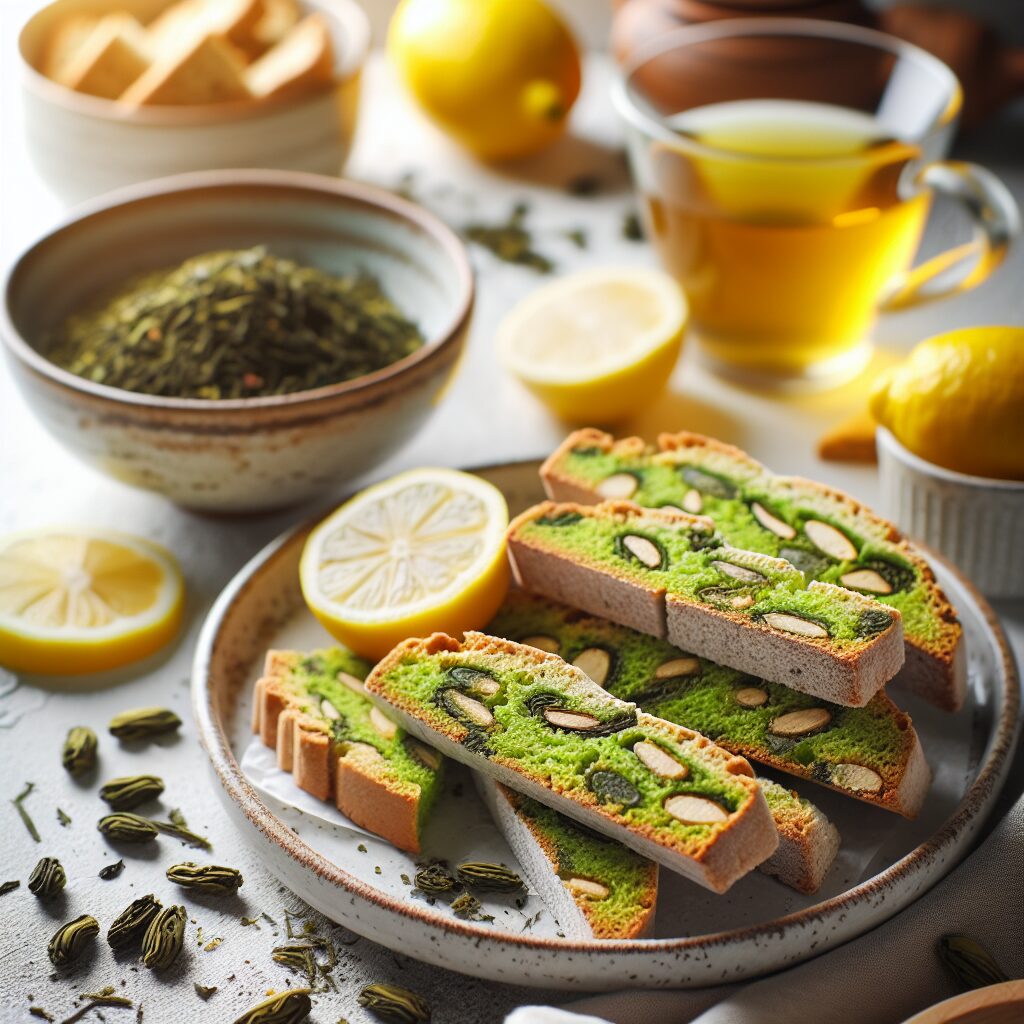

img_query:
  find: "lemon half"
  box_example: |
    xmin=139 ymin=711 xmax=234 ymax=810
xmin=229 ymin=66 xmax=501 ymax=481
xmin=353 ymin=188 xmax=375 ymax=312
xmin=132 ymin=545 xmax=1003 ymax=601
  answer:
xmin=0 ymin=528 xmax=184 ymax=675
xmin=300 ymin=469 xmax=510 ymax=660
xmin=498 ymin=267 xmax=688 ymax=423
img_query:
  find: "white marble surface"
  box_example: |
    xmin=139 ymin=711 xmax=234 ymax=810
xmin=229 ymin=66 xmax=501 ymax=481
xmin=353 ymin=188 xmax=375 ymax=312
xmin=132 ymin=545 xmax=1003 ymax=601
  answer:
xmin=1 ymin=5 xmax=1023 ymax=1021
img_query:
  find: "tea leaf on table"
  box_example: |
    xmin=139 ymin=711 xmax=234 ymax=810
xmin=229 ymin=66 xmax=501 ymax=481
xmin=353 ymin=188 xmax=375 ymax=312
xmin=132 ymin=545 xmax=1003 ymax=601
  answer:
xmin=99 ymin=860 xmax=125 ymax=880
xmin=939 ymin=934 xmax=1009 ymax=990
xmin=13 ymin=781 xmax=40 ymax=842
xmin=0 ymin=880 xmax=20 ymax=896
xmin=464 ymin=203 xmax=555 ymax=273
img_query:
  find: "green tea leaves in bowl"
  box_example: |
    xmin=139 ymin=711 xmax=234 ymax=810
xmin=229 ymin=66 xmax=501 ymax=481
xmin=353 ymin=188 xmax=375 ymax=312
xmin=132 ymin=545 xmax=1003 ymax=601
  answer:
xmin=46 ymin=246 xmax=424 ymax=400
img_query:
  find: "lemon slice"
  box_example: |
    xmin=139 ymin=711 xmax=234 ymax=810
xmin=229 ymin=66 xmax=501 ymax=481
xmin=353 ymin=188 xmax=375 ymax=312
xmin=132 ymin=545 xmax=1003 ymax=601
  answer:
xmin=0 ymin=528 xmax=185 ymax=676
xmin=497 ymin=267 xmax=688 ymax=423
xmin=300 ymin=468 xmax=510 ymax=660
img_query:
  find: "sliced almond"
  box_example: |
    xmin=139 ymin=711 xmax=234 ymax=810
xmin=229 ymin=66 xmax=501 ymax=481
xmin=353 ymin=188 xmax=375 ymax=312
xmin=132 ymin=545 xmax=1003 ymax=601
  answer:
xmin=337 ymin=671 xmax=365 ymax=695
xmin=769 ymin=707 xmax=832 ymax=737
xmin=805 ymin=520 xmax=858 ymax=561
xmin=572 ymin=647 xmax=612 ymax=687
xmin=521 ymin=634 xmax=560 ymax=655
xmin=320 ymin=698 xmax=341 ymax=720
xmin=832 ymin=762 xmax=883 ymax=793
xmin=682 ymin=489 xmax=703 ymax=514
xmin=734 ymin=687 xmax=768 ymax=708
xmin=664 ymin=794 xmax=729 ymax=824
xmin=369 ymin=706 xmax=398 ymax=739
xmin=621 ymin=534 xmax=663 ymax=569
xmin=761 ymin=612 xmax=829 ymax=638
xmin=751 ymin=501 xmax=796 ymax=540
xmin=633 ymin=740 xmax=689 ymax=780
xmin=655 ymin=657 xmax=700 ymax=680
xmin=471 ymin=676 xmax=501 ymax=696
xmin=343 ymin=740 xmax=384 ymax=763
xmin=564 ymin=877 xmax=609 ymax=900
xmin=712 ymin=560 xmax=766 ymax=584
xmin=406 ymin=738 xmax=441 ymax=771
xmin=542 ymin=708 xmax=603 ymax=731
xmin=840 ymin=568 xmax=893 ymax=595
xmin=443 ymin=689 xmax=494 ymax=728
xmin=597 ymin=473 xmax=638 ymax=499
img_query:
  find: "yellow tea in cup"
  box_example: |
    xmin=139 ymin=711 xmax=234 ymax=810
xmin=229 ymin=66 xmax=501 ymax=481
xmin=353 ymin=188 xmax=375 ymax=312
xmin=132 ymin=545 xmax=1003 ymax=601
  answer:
xmin=644 ymin=99 xmax=928 ymax=379
xmin=614 ymin=20 xmax=1018 ymax=387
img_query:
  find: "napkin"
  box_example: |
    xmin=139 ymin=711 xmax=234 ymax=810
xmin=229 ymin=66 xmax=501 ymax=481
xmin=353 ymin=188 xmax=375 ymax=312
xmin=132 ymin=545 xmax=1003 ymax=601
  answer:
xmin=506 ymin=788 xmax=1024 ymax=1024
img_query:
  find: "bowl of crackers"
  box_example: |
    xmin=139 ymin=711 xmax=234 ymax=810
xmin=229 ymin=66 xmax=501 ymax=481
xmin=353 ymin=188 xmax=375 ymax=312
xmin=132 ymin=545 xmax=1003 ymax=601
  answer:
xmin=18 ymin=0 xmax=370 ymax=204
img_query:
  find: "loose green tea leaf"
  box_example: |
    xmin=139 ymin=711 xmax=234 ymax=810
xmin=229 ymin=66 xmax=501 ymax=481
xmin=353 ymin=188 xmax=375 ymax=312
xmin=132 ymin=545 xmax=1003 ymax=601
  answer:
xmin=98 ymin=813 xmax=159 ymax=843
xmin=232 ymin=989 xmax=312 ymax=1024
xmin=464 ymin=203 xmax=554 ymax=273
xmin=455 ymin=862 xmax=523 ymax=893
xmin=0 ymin=880 xmax=20 ymax=896
xmin=48 ymin=247 xmax=424 ymax=401
xmin=100 ymin=775 xmax=165 ymax=810
xmin=62 ymin=727 xmax=98 ymax=777
xmin=56 ymin=807 xmax=71 ymax=827
xmin=48 ymin=914 xmax=99 ymax=967
xmin=108 ymin=894 xmax=162 ymax=951
xmin=271 ymin=944 xmax=316 ymax=978
xmin=166 ymin=862 xmax=242 ymax=894
xmin=28 ymin=857 xmax=67 ymax=899
xmin=413 ymin=862 xmax=456 ymax=895
xmin=141 ymin=904 xmax=186 ymax=970
xmin=108 ymin=708 xmax=181 ymax=741
xmin=194 ymin=984 xmax=217 ymax=1000
xmin=13 ymin=781 xmax=40 ymax=842
xmin=99 ymin=860 xmax=125 ymax=880
xmin=358 ymin=983 xmax=431 ymax=1023
xmin=938 ymin=934 xmax=1009 ymax=991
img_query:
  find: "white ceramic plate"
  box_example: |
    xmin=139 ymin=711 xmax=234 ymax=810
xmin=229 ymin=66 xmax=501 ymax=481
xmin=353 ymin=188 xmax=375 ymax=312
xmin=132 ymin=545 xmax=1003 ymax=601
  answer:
xmin=191 ymin=461 xmax=1019 ymax=990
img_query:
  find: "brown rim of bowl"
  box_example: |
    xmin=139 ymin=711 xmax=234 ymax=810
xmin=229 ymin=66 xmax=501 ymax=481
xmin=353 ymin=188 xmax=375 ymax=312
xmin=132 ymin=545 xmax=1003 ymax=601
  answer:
xmin=17 ymin=0 xmax=370 ymax=127
xmin=191 ymin=459 xmax=1021 ymax=957
xmin=1 ymin=168 xmax=475 ymax=414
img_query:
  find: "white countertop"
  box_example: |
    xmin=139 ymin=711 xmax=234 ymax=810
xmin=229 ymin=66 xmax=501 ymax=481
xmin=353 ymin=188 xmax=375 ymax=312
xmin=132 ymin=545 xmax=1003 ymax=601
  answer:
xmin=1 ymin=19 xmax=1022 ymax=1024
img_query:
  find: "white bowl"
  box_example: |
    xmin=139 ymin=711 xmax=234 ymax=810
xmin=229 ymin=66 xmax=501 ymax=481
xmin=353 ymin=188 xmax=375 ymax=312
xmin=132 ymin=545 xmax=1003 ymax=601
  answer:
xmin=876 ymin=427 xmax=1024 ymax=598
xmin=18 ymin=0 xmax=370 ymax=205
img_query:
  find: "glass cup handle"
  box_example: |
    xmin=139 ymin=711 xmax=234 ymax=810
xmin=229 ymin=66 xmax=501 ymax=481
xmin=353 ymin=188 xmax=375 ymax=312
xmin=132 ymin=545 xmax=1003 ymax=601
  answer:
xmin=880 ymin=160 xmax=1021 ymax=312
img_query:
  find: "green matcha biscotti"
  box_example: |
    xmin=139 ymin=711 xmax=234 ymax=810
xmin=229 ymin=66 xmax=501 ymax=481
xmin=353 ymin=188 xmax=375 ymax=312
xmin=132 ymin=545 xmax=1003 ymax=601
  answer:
xmin=507 ymin=501 xmax=905 ymax=708
xmin=253 ymin=648 xmax=444 ymax=853
xmin=475 ymin=776 xmax=660 ymax=939
xmin=365 ymin=631 xmax=779 ymax=894
xmin=489 ymin=593 xmax=928 ymax=817
xmin=541 ymin=429 xmax=964 ymax=712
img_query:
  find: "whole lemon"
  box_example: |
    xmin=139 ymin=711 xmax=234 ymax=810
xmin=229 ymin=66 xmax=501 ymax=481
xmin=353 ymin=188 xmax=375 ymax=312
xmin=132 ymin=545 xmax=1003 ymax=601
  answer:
xmin=388 ymin=0 xmax=581 ymax=162
xmin=871 ymin=326 xmax=1024 ymax=480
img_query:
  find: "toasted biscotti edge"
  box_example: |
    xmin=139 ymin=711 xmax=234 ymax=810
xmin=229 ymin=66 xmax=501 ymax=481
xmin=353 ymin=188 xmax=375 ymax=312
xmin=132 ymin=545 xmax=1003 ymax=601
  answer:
xmin=365 ymin=631 xmax=780 ymax=894
xmin=757 ymin=778 xmax=841 ymax=895
xmin=475 ymin=776 xmax=659 ymax=940
xmin=541 ymin=428 xmax=965 ymax=712
xmin=252 ymin=649 xmax=430 ymax=853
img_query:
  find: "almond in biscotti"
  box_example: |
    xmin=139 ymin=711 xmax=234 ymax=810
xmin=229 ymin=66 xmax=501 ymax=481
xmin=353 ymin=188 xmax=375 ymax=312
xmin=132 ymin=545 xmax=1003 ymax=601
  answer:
xmin=572 ymin=647 xmax=612 ymax=686
xmin=804 ymin=520 xmax=858 ymax=561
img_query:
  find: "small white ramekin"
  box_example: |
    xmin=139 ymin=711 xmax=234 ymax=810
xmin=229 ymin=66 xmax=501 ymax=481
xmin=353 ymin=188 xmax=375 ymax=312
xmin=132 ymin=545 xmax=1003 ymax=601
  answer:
xmin=876 ymin=427 xmax=1024 ymax=598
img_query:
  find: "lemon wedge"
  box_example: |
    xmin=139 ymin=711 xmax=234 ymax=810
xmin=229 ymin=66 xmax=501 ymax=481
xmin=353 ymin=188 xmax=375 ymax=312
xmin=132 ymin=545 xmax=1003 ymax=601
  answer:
xmin=0 ymin=528 xmax=184 ymax=675
xmin=497 ymin=267 xmax=688 ymax=423
xmin=300 ymin=469 xmax=510 ymax=660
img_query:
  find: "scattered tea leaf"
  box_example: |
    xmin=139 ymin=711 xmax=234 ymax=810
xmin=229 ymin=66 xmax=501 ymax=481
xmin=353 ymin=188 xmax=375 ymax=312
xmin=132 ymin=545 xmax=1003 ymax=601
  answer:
xmin=464 ymin=203 xmax=554 ymax=273
xmin=194 ymin=984 xmax=218 ymax=1000
xmin=56 ymin=807 xmax=72 ymax=827
xmin=99 ymin=860 xmax=125 ymax=881
xmin=0 ymin=880 xmax=19 ymax=896
xmin=13 ymin=781 xmax=40 ymax=842
xmin=622 ymin=210 xmax=644 ymax=242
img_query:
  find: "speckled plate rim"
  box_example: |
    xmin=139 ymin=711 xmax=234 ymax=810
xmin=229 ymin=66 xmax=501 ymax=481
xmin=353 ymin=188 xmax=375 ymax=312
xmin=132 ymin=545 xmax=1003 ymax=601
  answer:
xmin=191 ymin=460 xmax=1020 ymax=989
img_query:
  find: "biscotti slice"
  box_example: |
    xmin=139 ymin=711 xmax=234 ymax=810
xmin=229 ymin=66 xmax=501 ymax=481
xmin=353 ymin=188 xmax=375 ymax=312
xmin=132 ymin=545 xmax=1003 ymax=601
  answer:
xmin=507 ymin=501 xmax=904 ymax=707
xmin=57 ymin=14 xmax=151 ymax=100
xmin=756 ymin=778 xmax=840 ymax=894
xmin=489 ymin=593 xmax=928 ymax=817
xmin=475 ymin=776 xmax=659 ymax=939
xmin=542 ymin=428 xmax=964 ymax=711
xmin=365 ymin=632 xmax=778 ymax=894
xmin=252 ymin=647 xmax=443 ymax=853
xmin=245 ymin=13 xmax=334 ymax=101
xmin=120 ymin=32 xmax=250 ymax=106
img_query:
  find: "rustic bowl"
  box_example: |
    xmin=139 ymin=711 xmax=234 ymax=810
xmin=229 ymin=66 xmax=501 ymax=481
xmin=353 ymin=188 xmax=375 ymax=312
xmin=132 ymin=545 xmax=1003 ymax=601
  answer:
xmin=18 ymin=0 xmax=369 ymax=205
xmin=1 ymin=170 xmax=474 ymax=513
xmin=876 ymin=427 xmax=1024 ymax=599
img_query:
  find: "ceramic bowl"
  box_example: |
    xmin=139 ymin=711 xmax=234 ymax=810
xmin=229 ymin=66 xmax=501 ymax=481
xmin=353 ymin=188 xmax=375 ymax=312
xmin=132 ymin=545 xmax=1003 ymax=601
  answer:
xmin=18 ymin=0 xmax=369 ymax=205
xmin=876 ymin=428 xmax=1024 ymax=599
xmin=1 ymin=169 xmax=474 ymax=513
